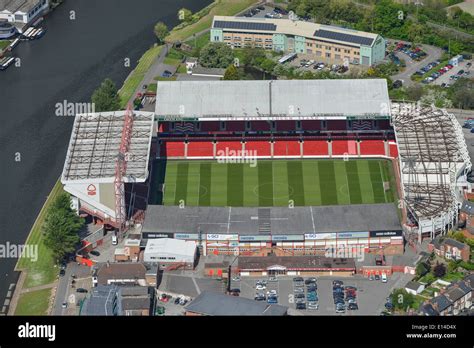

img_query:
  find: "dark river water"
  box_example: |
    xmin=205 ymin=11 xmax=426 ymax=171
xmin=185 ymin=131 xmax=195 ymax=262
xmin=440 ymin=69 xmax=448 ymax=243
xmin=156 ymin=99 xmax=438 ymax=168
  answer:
xmin=0 ymin=0 xmax=211 ymax=312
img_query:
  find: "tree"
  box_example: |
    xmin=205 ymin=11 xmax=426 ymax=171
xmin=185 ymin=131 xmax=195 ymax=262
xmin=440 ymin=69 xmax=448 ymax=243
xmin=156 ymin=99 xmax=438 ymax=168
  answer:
xmin=241 ymin=47 xmax=266 ymax=66
xmin=178 ymin=8 xmax=192 ymax=22
xmin=406 ymin=84 xmax=424 ymax=101
xmin=416 ymin=262 xmax=429 ymax=277
xmin=390 ymin=289 xmax=415 ymax=311
xmin=260 ymin=58 xmax=277 ymax=73
xmin=43 ymin=193 xmax=84 ymax=263
xmin=154 ymin=22 xmax=169 ymax=43
xmin=432 ymin=262 xmax=447 ymax=278
xmin=91 ymin=78 xmax=121 ymax=112
xmin=223 ymin=64 xmax=240 ymax=80
xmin=447 ymin=260 xmax=459 ymax=274
xmin=199 ymin=42 xmax=234 ymax=68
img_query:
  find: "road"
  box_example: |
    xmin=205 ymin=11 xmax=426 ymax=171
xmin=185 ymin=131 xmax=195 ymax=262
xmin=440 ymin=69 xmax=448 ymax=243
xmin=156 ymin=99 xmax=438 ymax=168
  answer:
xmin=0 ymin=0 xmax=212 ymax=315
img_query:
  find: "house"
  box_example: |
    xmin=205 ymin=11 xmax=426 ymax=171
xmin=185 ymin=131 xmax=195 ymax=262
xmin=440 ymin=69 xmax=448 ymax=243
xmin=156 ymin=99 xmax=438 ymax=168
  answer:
xmin=419 ymin=303 xmax=438 ymax=316
xmin=80 ymin=285 xmax=155 ymax=316
xmin=184 ymin=291 xmax=288 ymax=316
xmin=0 ymin=0 xmax=49 ymax=26
xmin=430 ymin=294 xmax=452 ymax=315
xmin=443 ymin=281 xmax=472 ymax=315
xmin=143 ymin=238 xmax=197 ymax=269
xmin=428 ymin=237 xmax=470 ymax=262
xmin=459 ymin=200 xmax=474 ymax=237
xmin=405 ymin=281 xmax=425 ymax=295
xmin=94 ymin=262 xmax=155 ymax=287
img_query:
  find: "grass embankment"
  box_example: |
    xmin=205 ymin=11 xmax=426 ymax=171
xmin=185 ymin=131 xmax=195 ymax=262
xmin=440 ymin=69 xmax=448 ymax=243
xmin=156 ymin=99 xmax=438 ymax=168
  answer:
xmin=0 ymin=40 xmax=11 ymax=50
xmin=15 ymin=288 xmax=52 ymax=315
xmin=165 ymin=0 xmax=259 ymax=42
xmin=16 ymin=180 xmax=64 ymax=289
xmin=118 ymin=45 xmax=164 ymax=108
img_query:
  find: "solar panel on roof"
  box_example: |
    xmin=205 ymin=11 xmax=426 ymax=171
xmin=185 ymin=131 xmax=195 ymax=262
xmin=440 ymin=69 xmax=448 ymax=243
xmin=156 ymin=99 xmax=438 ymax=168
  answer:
xmin=214 ymin=20 xmax=277 ymax=31
xmin=314 ymin=29 xmax=374 ymax=46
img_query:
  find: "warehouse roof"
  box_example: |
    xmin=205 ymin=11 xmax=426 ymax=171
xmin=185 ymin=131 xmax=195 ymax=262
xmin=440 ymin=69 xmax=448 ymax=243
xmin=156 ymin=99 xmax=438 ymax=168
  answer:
xmin=212 ymin=16 xmax=378 ymax=47
xmin=61 ymin=110 xmax=154 ymax=184
xmin=184 ymin=291 xmax=288 ymax=316
xmin=155 ymin=79 xmax=390 ymax=120
xmin=144 ymin=238 xmax=196 ymax=257
xmin=142 ymin=204 xmax=401 ymax=235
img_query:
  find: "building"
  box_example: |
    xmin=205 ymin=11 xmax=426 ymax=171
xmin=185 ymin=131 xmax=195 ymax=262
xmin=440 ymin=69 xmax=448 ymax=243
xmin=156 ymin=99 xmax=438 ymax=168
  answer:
xmin=0 ymin=21 xmax=15 ymax=38
xmin=443 ymin=280 xmax=472 ymax=315
xmin=94 ymin=262 xmax=152 ymax=287
xmin=60 ymin=109 xmax=155 ymax=234
xmin=238 ymin=255 xmax=356 ymax=277
xmin=428 ymin=238 xmax=470 ymax=262
xmin=405 ymin=281 xmax=425 ymax=295
xmin=210 ymin=15 xmax=386 ymax=66
xmin=80 ymin=285 xmax=154 ymax=316
xmin=141 ymin=204 xmax=403 ymax=257
xmin=0 ymin=0 xmax=49 ymax=26
xmin=184 ymin=291 xmax=288 ymax=316
xmin=143 ymin=238 xmax=197 ymax=269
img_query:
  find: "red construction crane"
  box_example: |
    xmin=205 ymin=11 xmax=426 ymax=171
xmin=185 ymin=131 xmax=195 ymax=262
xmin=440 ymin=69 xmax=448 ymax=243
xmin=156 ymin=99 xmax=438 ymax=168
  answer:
xmin=114 ymin=104 xmax=134 ymax=239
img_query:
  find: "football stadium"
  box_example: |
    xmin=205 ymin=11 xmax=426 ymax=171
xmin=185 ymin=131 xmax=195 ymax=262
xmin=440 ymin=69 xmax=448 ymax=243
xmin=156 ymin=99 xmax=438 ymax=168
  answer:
xmin=61 ymin=79 xmax=471 ymax=258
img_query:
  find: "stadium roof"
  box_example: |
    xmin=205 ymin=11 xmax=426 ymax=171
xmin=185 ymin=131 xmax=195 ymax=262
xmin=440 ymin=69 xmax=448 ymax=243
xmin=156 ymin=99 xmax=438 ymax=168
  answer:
xmin=142 ymin=204 xmax=401 ymax=235
xmin=391 ymin=103 xmax=471 ymax=220
xmin=184 ymin=291 xmax=288 ymax=316
xmin=212 ymin=16 xmax=378 ymax=48
xmin=61 ymin=111 xmax=154 ymax=184
xmin=155 ymin=79 xmax=390 ymax=120
xmin=238 ymin=255 xmax=356 ymax=271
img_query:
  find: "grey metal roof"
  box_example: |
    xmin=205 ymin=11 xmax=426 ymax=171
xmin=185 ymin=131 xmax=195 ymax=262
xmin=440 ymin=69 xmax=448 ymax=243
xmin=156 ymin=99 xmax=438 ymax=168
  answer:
xmin=80 ymin=285 xmax=118 ymax=316
xmin=142 ymin=203 xmax=401 ymax=235
xmin=314 ymin=29 xmax=374 ymax=46
xmin=442 ymin=238 xmax=468 ymax=250
xmin=419 ymin=303 xmax=438 ymax=316
xmin=155 ymin=79 xmax=390 ymax=119
xmin=184 ymin=291 xmax=288 ymax=316
xmin=431 ymin=295 xmax=452 ymax=312
xmin=214 ymin=20 xmax=277 ymax=31
xmin=61 ymin=111 xmax=154 ymax=184
xmin=405 ymin=281 xmax=423 ymax=291
xmin=460 ymin=200 xmax=474 ymax=215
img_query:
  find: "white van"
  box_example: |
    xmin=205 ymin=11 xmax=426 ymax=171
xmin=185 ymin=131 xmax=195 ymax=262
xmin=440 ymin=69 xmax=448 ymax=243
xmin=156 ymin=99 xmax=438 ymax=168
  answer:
xmin=112 ymin=234 xmax=118 ymax=245
xmin=381 ymin=273 xmax=387 ymax=283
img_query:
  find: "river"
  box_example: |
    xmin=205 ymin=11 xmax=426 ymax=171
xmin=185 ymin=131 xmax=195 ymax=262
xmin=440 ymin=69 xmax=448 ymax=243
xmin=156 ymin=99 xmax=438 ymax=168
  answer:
xmin=0 ymin=0 xmax=211 ymax=313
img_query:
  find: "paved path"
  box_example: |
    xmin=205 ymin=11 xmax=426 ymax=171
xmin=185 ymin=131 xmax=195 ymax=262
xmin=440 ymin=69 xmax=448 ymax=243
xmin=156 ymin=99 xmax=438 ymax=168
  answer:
xmin=126 ymin=43 xmax=171 ymax=106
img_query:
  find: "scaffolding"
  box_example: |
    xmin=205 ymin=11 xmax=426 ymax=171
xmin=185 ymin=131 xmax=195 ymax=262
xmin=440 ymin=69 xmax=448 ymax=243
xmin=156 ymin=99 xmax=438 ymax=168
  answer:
xmin=391 ymin=103 xmax=471 ymax=242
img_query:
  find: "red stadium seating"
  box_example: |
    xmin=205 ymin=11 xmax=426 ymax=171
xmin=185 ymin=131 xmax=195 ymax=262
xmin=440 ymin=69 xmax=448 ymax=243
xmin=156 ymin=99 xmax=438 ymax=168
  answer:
xmin=251 ymin=121 xmax=271 ymax=131
xmin=327 ymin=120 xmax=348 ymax=131
xmin=359 ymin=140 xmax=386 ymax=156
xmin=389 ymin=142 xmax=399 ymax=158
xmin=162 ymin=141 xmax=185 ymax=157
xmin=276 ymin=121 xmax=295 ymax=132
xmin=216 ymin=141 xmax=243 ymax=156
xmin=245 ymin=141 xmax=271 ymax=157
xmin=187 ymin=141 xmax=214 ymax=157
xmin=332 ymin=140 xmax=357 ymax=155
xmin=301 ymin=120 xmax=321 ymax=131
xmin=200 ymin=122 xmax=220 ymax=132
xmin=274 ymin=141 xmax=301 ymax=157
xmin=226 ymin=121 xmax=246 ymax=132
xmin=302 ymin=140 xmax=329 ymax=156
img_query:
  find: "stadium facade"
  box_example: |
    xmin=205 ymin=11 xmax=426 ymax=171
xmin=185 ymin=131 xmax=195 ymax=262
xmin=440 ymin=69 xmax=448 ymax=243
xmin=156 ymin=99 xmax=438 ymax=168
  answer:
xmin=61 ymin=79 xmax=471 ymax=257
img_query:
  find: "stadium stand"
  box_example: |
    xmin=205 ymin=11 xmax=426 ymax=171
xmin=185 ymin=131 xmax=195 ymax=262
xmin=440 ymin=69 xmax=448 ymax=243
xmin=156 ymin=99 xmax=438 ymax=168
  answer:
xmin=161 ymin=141 xmax=186 ymax=157
xmin=302 ymin=120 xmax=321 ymax=131
xmin=245 ymin=140 xmax=272 ymax=157
xmin=327 ymin=120 xmax=347 ymax=131
xmin=302 ymin=140 xmax=329 ymax=156
xmin=276 ymin=121 xmax=296 ymax=132
xmin=273 ymin=140 xmax=301 ymax=157
xmin=252 ymin=121 xmax=271 ymax=131
xmin=360 ymin=140 xmax=386 ymax=156
xmin=216 ymin=140 xmax=244 ymax=155
xmin=200 ymin=122 xmax=220 ymax=132
xmin=389 ymin=142 xmax=399 ymax=158
xmin=226 ymin=121 xmax=246 ymax=132
xmin=332 ymin=140 xmax=357 ymax=155
xmin=187 ymin=141 xmax=214 ymax=158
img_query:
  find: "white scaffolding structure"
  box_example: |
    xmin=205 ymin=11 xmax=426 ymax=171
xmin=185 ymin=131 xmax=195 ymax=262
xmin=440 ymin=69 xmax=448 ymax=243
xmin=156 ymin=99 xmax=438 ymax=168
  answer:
xmin=391 ymin=103 xmax=471 ymax=243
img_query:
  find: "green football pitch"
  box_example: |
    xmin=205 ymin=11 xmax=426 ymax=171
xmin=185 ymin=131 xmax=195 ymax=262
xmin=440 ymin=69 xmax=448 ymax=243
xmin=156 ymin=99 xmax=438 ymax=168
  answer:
xmin=150 ymin=159 xmax=396 ymax=207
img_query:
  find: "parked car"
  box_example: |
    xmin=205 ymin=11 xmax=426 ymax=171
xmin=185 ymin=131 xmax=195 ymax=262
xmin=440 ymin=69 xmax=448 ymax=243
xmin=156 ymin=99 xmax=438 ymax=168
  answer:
xmin=76 ymin=288 xmax=88 ymax=293
xmin=174 ymin=297 xmax=181 ymax=305
xmin=393 ymin=80 xmax=403 ymax=89
xmin=267 ymin=296 xmax=278 ymax=304
xmin=381 ymin=273 xmax=388 ymax=283
xmin=368 ymin=274 xmax=374 ymax=281
xmin=374 ymin=274 xmax=380 ymax=281
xmin=61 ymin=302 xmax=68 ymax=309
xmin=268 ymin=276 xmax=278 ymax=282
xmin=161 ymin=70 xmax=173 ymax=78
xmin=295 ymin=293 xmax=305 ymax=299
xmin=348 ymin=303 xmax=359 ymax=310
xmin=255 ymin=293 xmax=266 ymax=301
xmin=256 ymin=284 xmax=266 ymax=291
xmin=90 ymin=250 xmax=100 ymax=257
xmin=296 ymin=302 xmax=306 ymax=310
xmin=307 ymin=301 xmax=319 ymax=310
xmin=59 ymin=269 xmax=66 ymax=277
xmin=294 ymin=287 xmax=304 ymax=294
xmin=232 ymin=276 xmax=241 ymax=282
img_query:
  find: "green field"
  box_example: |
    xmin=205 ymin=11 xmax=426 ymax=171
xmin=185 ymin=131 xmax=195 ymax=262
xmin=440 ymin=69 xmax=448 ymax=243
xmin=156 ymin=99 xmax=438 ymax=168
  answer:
xmin=152 ymin=159 xmax=396 ymax=207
